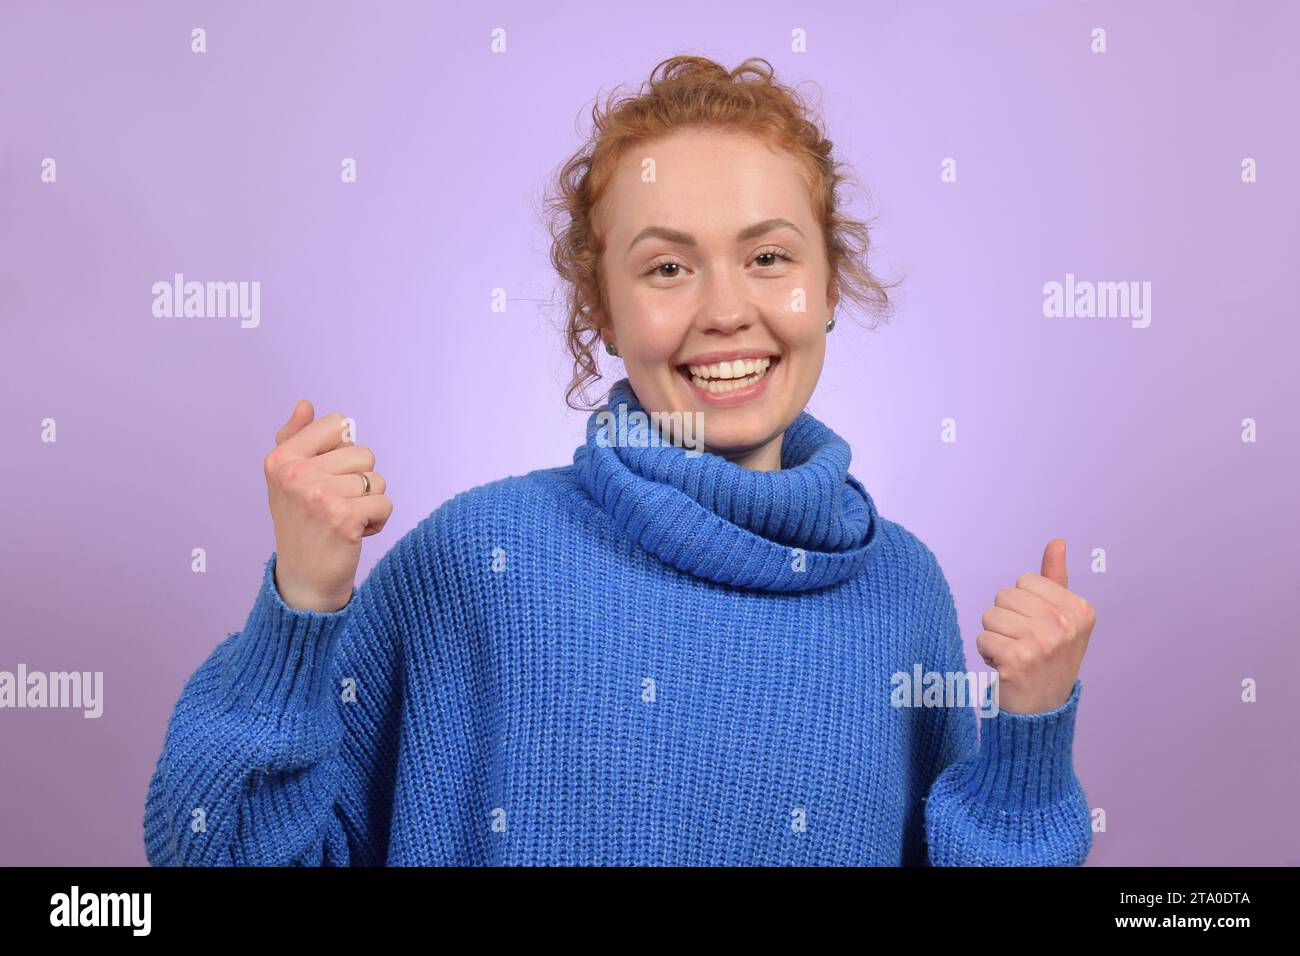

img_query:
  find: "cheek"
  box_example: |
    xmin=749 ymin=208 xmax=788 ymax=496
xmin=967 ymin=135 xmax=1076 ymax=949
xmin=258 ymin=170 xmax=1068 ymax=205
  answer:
xmin=770 ymin=307 xmax=826 ymax=354
xmin=621 ymin=304 xmax=692 ymax=364
xmin=763 ymin=272 xmax=828 ymax=341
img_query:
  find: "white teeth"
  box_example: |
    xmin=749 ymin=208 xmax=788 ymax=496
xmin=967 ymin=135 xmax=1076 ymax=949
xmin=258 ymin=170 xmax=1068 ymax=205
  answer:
xmin=686 ymin=356 xmax=771 ymax=380
xmin=686 ymin=356 xmax=774 ymax=394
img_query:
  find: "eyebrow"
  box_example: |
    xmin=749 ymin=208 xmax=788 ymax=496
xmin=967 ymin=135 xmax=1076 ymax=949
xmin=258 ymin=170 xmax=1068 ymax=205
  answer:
xmin=625 ymin=218 xmax=804 ymax=256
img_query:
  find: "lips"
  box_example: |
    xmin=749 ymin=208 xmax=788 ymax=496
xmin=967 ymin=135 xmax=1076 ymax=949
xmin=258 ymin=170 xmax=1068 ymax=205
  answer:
xmin=684 ymin=356 xmax=773 ymax=393
xmin=676 ymin=353 xmax=781 ymax=403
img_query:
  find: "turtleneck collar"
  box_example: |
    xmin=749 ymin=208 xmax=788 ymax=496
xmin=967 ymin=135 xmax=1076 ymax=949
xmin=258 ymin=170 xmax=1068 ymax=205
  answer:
xmin=571 ymin=377 xmax=882 ymax=592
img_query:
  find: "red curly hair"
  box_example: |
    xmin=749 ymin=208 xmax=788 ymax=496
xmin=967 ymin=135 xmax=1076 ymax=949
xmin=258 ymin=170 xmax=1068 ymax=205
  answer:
xmin=544 ymin=54 xmax=898 ymax=410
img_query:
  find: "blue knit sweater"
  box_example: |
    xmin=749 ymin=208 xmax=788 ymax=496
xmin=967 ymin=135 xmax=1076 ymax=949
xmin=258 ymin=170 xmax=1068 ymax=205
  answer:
xmin=144 ymin=378 xmax=1092 ymax=866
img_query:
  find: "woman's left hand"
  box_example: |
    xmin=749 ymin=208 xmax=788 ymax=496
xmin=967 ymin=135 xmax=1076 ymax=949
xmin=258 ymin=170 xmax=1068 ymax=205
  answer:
xmin=976 ymin=538 xmax=1096 ymax=715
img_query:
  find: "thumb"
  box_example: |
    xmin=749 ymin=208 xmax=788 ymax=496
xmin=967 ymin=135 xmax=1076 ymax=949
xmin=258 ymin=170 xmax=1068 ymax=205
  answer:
xmin=1040 ymin=538 xmax=1068 ymax=589
xmin=275 ymin=398 xmax=315 ymax=446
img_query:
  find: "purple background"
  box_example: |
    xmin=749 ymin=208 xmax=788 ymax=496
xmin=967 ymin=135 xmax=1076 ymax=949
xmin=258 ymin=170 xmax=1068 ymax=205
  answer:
xmin=2 ymin=0 xmax=1297 ymax=866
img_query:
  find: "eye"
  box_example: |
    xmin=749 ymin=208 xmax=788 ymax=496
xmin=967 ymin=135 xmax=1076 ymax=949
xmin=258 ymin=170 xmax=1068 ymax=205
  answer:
xmin=642 ymin=247 xmax=794 ymax=280
xmin=644 ymin=257 xmax=685 ymax=279
xmin=753 ymin=246 xmax=794 ymax=268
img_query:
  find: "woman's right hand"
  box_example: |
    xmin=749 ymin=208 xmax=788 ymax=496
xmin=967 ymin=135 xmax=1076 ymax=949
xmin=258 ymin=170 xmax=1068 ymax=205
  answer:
xmin=263 ymin=400 xmax=394 ymax=612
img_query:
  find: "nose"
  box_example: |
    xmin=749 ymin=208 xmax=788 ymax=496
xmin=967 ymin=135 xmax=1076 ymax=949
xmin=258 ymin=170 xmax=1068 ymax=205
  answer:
xmin=696 ymin=263 xmax=756 ymax=336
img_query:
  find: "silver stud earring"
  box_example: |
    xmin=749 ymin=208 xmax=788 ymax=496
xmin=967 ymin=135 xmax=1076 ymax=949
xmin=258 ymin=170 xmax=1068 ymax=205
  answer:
xmin=605 ymin=341 xmax=618 ymax=356
xmin=826 ymin=315 xmax=836 ymax=333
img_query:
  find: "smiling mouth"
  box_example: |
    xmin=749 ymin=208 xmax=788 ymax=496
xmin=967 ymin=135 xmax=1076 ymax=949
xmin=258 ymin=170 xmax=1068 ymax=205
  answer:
xmin=677 ymin=356 xmax=779 ymax=395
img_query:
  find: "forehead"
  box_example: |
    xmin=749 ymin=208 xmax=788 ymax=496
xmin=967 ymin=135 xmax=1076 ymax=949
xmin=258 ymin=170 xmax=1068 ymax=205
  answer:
xmin=597 ymin=128 xmax=814 ymax=242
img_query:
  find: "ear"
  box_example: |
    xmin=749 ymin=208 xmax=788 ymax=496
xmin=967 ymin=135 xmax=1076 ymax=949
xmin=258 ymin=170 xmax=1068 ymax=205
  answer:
xmin=826 ymin=278 xmax=840 ymax=313
xmin=588 ymin=308 xmax=613 ymax=346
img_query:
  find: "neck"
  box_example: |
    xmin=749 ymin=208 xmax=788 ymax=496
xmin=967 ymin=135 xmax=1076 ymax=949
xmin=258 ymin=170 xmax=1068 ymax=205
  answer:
xmin=574 ymin=377 xmax=883 ymax=592
xmin=719 ymin=432 xmax=784 ymax=472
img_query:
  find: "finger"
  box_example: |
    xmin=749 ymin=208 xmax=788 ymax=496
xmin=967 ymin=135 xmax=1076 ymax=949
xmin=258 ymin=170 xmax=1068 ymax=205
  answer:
xmin=314 ymin=444 xmax=376 ymax=476
xmin=275 ymin=399 xmax=315 ymax=446
xmin=994 ymin=584 xmax=1057 ymax=619
xmin=1015 ymin=570 xmax=1075 ymax=609
xmin=1040 ymin=538 xmax=1068 ymax=590
xmin=981 ymin=605 xmax=1035 ymax=640
xmin=279 ymin=412 xmax=355 ymax=460
xmin=356 ymin=494 xmax=394 ymax=536
xmin=331 ymin=470 xmax=387 ymax=498
xmin=332 ymin=494 xmax=393 ymax=537
xmin=976 ymin=630 xmax=1017 ymax=669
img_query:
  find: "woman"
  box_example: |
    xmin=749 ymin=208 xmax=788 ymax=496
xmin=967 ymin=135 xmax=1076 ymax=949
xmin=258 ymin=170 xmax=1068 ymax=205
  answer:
xmin=144 ymin=55 xmax=1096 ymax=866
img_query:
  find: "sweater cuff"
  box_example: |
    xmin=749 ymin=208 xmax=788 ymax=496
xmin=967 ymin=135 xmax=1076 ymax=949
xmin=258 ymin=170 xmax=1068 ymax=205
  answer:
xmin=220 ymin=552 xmax=356 ymax=713
xmin=958 ymin=679 xmax=1083 ymax=811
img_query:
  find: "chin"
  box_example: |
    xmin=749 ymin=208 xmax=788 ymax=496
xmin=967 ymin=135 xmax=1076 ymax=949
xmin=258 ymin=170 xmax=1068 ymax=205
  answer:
xmin=697 ymin=420 xmax=784 ymax=457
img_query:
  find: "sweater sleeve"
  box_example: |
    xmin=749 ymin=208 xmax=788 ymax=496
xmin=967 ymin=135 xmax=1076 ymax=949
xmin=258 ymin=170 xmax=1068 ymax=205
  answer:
xmin=915 ymin=571 xmax=1093 ymax=866
xmin=143 ymin=536 xmax=416 ymax=866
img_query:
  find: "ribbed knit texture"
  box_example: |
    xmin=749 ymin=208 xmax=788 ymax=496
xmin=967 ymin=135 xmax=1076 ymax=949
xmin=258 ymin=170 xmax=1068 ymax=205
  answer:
xmin=144 ymin=378 xmax=1092 ymax=866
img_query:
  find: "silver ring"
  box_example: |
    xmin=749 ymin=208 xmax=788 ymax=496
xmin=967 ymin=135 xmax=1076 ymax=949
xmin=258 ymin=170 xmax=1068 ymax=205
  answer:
xmin=359 ymin=472 xmax=371 ymax=494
